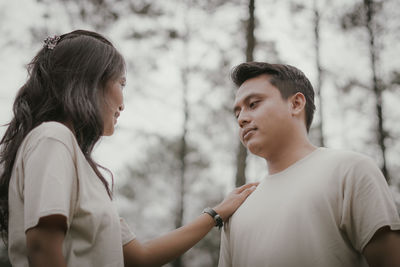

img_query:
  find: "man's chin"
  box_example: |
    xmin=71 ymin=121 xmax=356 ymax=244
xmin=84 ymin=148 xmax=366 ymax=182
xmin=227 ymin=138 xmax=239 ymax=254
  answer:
xmin=247 ymin=142 xmax=262 ymax=157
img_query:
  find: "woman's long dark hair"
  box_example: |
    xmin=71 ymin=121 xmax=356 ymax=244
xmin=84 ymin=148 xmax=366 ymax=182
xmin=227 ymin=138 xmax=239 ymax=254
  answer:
xmin=0 ymin=30 xmax=125 ymax=243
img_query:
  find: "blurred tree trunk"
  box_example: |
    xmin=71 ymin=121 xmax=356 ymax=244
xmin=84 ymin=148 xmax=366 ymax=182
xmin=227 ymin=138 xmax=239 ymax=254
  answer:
xmin=235 ymin=0 xmax=255 ymax=187
xmin=172 ymin=67 xmax=188 ymax=267
xmin=172 ymin=6 xmax=190 ymax=267
xmin=313 ymin=0 xmax=325 ymax=147
xmin=364 ymin=0 xmax=389 ymax=182
xmin=341 ymin=0 xmax=390 ymax=182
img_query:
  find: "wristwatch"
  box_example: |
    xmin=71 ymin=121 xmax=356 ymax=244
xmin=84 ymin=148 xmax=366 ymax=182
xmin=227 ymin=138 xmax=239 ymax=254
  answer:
xmin=202 ymin=207 xmax=223 ymax=229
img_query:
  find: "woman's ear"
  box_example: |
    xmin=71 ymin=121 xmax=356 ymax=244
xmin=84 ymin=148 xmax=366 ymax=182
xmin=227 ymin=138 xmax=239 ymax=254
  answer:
xmin=290 ymin=92 xmax=306 ymax=116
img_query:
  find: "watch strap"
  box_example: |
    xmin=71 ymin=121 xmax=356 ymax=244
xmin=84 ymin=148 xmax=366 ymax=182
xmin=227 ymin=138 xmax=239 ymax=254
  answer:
xmin=203 ymin=207 xmax=223 ymax=229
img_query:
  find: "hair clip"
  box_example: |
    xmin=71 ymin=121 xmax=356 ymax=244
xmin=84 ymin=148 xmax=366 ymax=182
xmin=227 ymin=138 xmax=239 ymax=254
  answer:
xmin=43 ymin=35 xmax=60 ymax=50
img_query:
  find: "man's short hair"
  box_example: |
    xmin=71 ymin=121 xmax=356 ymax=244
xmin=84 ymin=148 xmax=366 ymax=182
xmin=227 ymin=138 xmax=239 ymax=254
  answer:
xmin=231 ymin=62 xmax=316 ymax=132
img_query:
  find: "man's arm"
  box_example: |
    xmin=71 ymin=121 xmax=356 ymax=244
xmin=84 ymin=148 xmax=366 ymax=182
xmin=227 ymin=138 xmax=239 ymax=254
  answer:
xmin=363 ymin=226 xmax=400 ymax=267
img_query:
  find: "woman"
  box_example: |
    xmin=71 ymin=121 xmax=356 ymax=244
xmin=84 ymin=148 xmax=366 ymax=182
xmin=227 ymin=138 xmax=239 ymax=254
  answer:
xmin=0 ymin=30 xmax=257 ymax=266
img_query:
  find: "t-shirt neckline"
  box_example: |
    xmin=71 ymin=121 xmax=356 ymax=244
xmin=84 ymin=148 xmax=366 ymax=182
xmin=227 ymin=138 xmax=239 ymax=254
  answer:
xmin=266 ymin=147 xmax=325 ymax=179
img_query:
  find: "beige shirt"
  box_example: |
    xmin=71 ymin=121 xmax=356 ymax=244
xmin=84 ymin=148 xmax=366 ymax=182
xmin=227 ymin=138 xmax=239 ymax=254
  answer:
xmin=219 ymin=148 xmax=400 ymax=267
xmin=8 ymin=122 xmax=135 ymax=267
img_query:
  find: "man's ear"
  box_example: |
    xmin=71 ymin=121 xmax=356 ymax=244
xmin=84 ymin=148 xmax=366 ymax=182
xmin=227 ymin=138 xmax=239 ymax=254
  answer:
xmin=289 ymin=92 xmax=306 ymax=116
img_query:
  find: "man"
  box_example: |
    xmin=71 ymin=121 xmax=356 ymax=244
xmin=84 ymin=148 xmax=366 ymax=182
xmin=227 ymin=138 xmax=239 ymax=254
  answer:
xmin=219 ymin=62 xmax=400 ymax=267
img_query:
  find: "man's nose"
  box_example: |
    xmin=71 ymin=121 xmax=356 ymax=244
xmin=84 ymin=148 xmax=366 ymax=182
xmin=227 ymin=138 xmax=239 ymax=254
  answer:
xmin=238 ymin=111 xmax=250 ymax=128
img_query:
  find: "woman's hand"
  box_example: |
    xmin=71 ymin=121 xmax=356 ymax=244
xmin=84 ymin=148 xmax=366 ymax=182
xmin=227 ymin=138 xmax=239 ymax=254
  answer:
xmin=213 ymin=182 xmax=259 ymax=221
xmin=123 ymin=182 xmax=258 ymax=267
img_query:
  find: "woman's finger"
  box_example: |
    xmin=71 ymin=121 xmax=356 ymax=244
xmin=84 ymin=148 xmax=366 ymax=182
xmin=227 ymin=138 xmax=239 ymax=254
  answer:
xmin=240 ymin=185 xmax=257 ymax=198
xmin=235 ymin=182 xmax=259 ymax=193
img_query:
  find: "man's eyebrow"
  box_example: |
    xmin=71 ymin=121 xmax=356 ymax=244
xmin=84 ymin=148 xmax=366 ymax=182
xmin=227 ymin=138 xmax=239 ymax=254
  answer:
xmin=233 ymin=93 xmax=264 ymax=113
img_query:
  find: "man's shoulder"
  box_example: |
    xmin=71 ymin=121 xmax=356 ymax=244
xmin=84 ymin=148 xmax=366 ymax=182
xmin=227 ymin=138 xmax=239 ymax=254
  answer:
xmin=318 ymin=147 xmax=372 ymax=163
xmin=317 ymin=147 xmax=380 ymax=178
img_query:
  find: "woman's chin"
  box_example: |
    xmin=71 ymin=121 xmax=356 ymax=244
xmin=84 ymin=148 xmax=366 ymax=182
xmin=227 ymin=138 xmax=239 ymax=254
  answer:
xmin=102 ymin=126 xmax=114 ymax=136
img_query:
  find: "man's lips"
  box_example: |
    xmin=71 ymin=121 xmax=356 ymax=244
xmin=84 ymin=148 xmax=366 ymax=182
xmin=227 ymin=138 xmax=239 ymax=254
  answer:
xmin=242 ymin=127 xmax=257 ymax=141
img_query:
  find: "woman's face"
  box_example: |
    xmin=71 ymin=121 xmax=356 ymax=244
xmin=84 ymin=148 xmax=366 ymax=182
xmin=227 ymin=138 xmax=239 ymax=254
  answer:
xmin=101 ymin=75 xmax=126 ymax=136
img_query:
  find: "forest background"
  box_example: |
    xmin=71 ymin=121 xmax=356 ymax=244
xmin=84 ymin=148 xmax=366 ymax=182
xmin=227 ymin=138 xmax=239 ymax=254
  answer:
xmin=0 ymin=0 xmax=399 ymax=266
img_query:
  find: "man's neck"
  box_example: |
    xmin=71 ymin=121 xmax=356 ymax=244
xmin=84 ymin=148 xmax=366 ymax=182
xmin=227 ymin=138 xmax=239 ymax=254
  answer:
xmin=266 ymin=140 xmax=318 ymax=175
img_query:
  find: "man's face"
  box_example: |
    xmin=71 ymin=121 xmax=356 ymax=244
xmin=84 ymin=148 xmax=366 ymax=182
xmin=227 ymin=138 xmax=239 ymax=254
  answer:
xmin=233 ymin=75 xmax=292 ymax=158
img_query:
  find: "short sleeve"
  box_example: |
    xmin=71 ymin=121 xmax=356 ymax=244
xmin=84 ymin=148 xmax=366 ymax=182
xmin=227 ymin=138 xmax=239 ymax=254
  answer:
xmin=23 ymin=137 xmax=77 ymax=231
xmin=340 ymin=156 xmax=400 ymax=252
xmin=218 ymin=221 xmax=232 ymax=267
xmin=120 ymin=217 xmax=135 ymax=245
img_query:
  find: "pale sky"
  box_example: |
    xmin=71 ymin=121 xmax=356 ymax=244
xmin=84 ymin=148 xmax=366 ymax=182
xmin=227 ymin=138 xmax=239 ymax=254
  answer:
xmin=1 ymin=0 xmax=399 ymax=186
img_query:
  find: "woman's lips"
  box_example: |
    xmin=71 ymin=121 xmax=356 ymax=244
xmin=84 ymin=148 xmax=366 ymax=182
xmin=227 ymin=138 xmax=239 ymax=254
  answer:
xmin=114 ymin=112 xmax=120 ymax=124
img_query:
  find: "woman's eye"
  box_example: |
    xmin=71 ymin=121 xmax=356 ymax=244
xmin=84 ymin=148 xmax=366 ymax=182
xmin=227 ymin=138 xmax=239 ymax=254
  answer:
xmin=120 ymin=77 xmax=126 ymax=88
xmin=249 ymin=101 xmax=258 ymax=108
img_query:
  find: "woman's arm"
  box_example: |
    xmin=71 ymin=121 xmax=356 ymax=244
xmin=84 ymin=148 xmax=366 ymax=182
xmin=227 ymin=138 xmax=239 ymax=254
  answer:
xmin=123 ymin=182 xmax=258 ymax=267
xmin=26 ymin=214 xmax=67 ymax=267
xmin=363 ymin=226 xmax=400 ymax=267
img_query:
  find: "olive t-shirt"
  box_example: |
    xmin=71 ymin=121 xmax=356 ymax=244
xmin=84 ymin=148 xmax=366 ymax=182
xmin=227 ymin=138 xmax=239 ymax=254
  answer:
xmin=8 ymin=122 xmax=135 ymax=267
